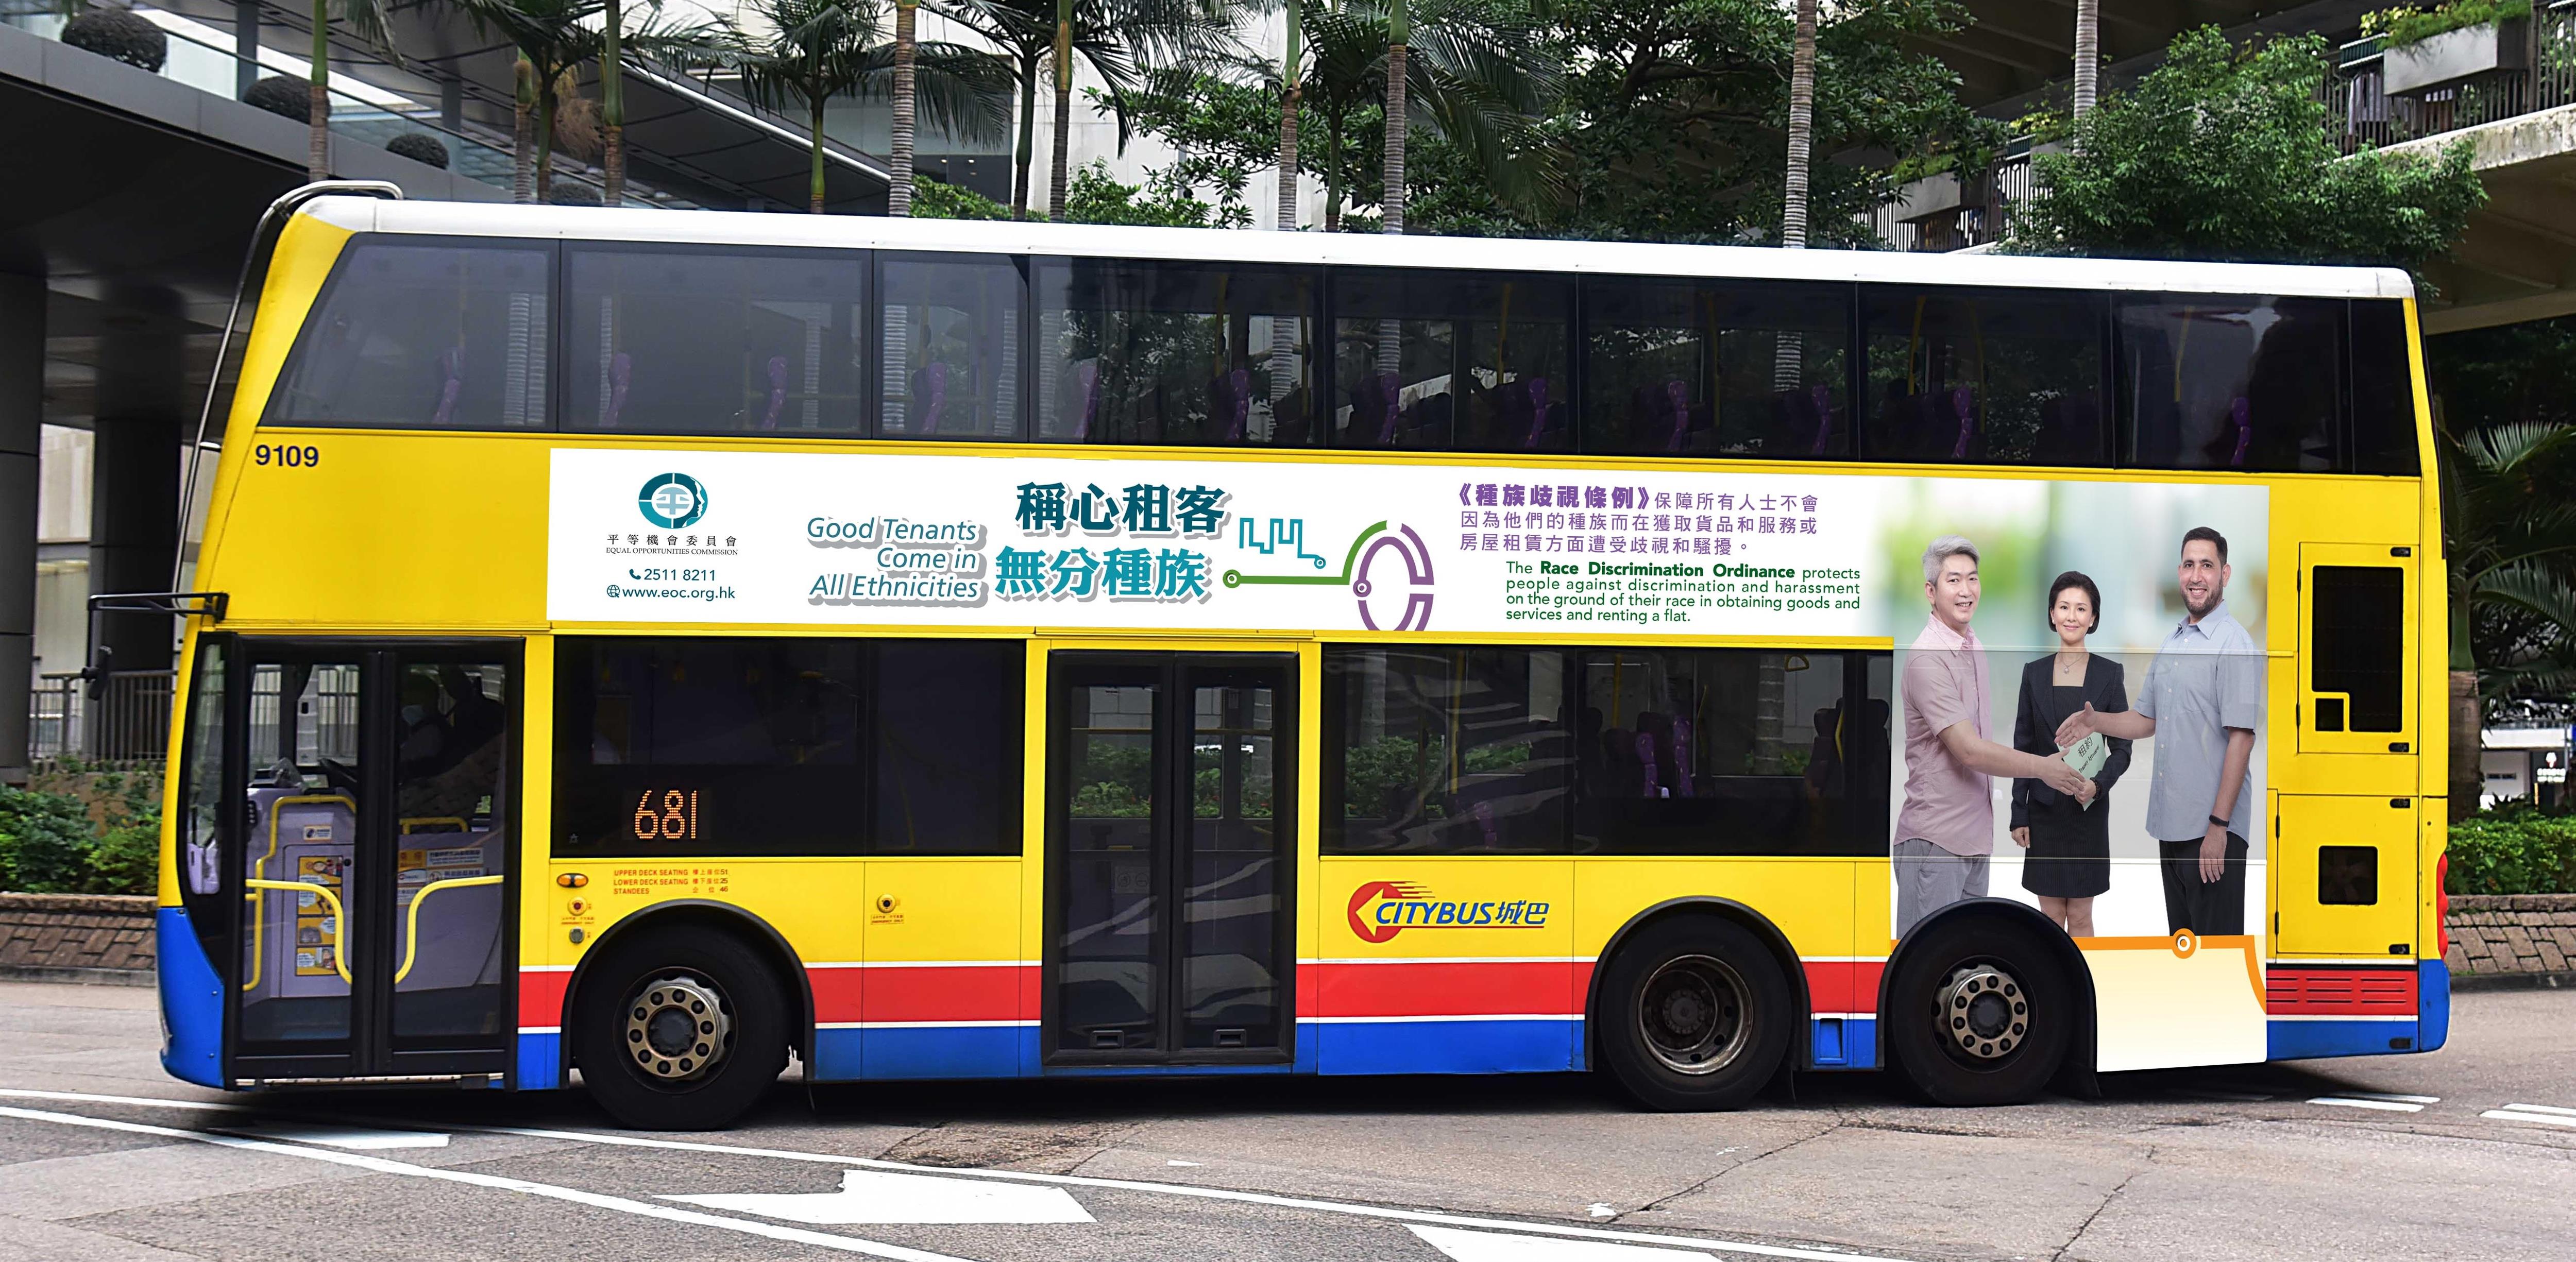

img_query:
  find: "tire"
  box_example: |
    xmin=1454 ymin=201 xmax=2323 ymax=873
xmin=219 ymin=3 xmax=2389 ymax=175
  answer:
xmin=1596 ymin=916 xmax=1794 ymax=1112
xmin=571 ymin=928 xmax=790 ymax=1130
xmin=1887 ymin=916 xmax=2078 ymax=1106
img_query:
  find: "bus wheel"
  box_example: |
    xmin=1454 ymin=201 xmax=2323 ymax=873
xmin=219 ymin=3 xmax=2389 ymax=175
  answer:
xmin=572 ymin=930 xmax=788 ymax=1130
xmin=1597 ymin=917 xmax=1791 ymax=1111
xmin=1888 ymin=918 xmax=2076 ymax=1106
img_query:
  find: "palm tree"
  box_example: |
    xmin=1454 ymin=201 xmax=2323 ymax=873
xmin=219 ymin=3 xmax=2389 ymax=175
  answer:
xmin=1380 ymin=0 xmax=1404 ymax=233
xmin=889 ymin=0 xmax=920 ymax=214
xmin=1276 ymin=0 xmax=1301 ymax=231
xmin=726 ymin=0 xmax=1009 ymax=213
xmin=1293 ymin=0 xmax=1555 ymax=231
xmin=301 ymin=0 xmax=396 ymax=181
xmin=2437 ymin=418 xmax=2576 ymax=816
xmin=603 ymin=0 xmax=626 ymax=201
xmin=448 ymin=0 xmax=605 ymax=201
xmin=1780 ymin=0 xmax=1816 ymax=249
xmin=934 ymin=0 xmax=1232 ymax=220
xmin=2072 ymin=0 xmax=2100 ymax=121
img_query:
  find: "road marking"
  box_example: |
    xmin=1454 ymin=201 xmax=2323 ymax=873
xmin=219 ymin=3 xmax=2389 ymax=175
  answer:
xmin=2482 ymin=1104 xmax=2576 ymax=1130
xmin=2166 ymin=1089 xmax=2272 ymax=1102
xmin=667 ymin=1168 xmax=1092 ymax=1224
xmin=1166 ymin=1159 xmax=1201 ymax=1167
xmin=1411 ymin=1224 xmax=1715 ymax=1260
xmin=226 ymin=1122 xmax=452 ymax=1149
xmin=2336 ymin=1093 xmax=2441 ymax=1104
xmin=1587 ymin=1203 xmax=1618 ymax=1218
xmin=2308 ymin=1097 xmax=2424 ymax=1112
xmin=0 ymin=1104 xmax=968 ymax=1262
xmin=0 ymin=1088 xmax=1929 ymax=1262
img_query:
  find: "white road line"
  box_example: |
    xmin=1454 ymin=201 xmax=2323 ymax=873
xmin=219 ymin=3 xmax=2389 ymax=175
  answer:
xmin=2482 ymin=1108 xmax=2576 ymax=1130
xmin=1410 ymin=1223 xmax=1717 ymax=1260
xmin=0 ymin=1087 xmax=1927 ymax=1262
xmin=2308 ymin=1097 xmax=2424 ymax=1112
xmin=2494 ymin=1102 xmax=2576 ymax=1118
xmin=226 ymin=1122 xmax=452 ymax=1149
xmin=667 ymin=1168 xmax=1093 ymax=1225
xmin=2335 ymin=1093 xmax=2441 ymax=1104
xmin=0 ymin=1104 xmax=969 ymax=1262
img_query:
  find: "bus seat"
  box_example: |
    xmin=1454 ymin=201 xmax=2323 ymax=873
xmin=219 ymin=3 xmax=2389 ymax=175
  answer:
xmin=1946 ymin=385 xmax=1978 ymax=459
xmin=1210 ymin=366 xmax=1250 ymax=441
xmin=760 ymin=354 xmax=789 ymax=430
xmin=430 ymin=346 xmax=463 ymax=427
xmin=1634 ymin=379 xmax=1691 ymax=452
xmin=2227 ymin=395 xmax=2252 ymax=467
xmin=909 ymin=361 xmax=949 ymax=433
xmin=602 ymin=353 xmax=632 ymax=429
xmin=1352 ymin=372 xmax=1400 ymax=445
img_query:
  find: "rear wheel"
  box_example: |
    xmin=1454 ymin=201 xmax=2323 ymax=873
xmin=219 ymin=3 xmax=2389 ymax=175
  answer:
xmin=571 ymin=929 xmax=788 ymax=1130
xmin=1888 ymin=918 xmax=2077 ymax=1106
xmin=1597 ymin=917 xmax=1792 ymax=1111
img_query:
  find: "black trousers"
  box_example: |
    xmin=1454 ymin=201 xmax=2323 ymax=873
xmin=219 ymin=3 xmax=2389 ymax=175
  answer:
xmin=2158 ymin=832 xmax=2248 ymax=936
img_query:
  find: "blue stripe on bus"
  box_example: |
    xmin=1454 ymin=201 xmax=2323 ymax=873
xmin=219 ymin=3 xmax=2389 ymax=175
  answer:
xmin=156 ymin=907 xmax=223 ymax=1088
xmin=2416 ymin=960 xmax=2451 ymax=1052
xmin=1316 ymin=1019 xmax=1583 ymax=1075
xmin=1809 ymin=1016 xmax=1878 ymax=1070
xmin=2268 ymin=1018 xmax=2420 ymax=1061
xmin=812 ymin=1026 xmax=1035 ymax=1080
xmin=516 ymin=1032 xmax=563 ymax=1090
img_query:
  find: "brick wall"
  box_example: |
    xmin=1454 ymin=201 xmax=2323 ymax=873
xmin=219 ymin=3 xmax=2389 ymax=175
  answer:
xmin=2445 ymin=894 xmax=2576 ymax=980
xmin=0 ymin=893 xmax=157 ymax=979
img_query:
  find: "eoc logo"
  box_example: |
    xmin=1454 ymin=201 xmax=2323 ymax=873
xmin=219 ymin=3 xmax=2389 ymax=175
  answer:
xmin=638 ymin=472 xmax=709 ymax=529
xmin=1345 ymin=880 xmax=1552 ymax=943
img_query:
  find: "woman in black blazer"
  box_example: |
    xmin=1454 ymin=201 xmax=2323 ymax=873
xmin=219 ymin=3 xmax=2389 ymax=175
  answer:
xmin=2010 ymin=571 xmax=2132 ymax=936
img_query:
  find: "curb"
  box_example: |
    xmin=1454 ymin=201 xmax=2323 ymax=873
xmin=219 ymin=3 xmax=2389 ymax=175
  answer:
xmin=0 ymin=963 xmax=155 ymax=987
xmin=2449 ymin=970 xmax=2575 ymax=993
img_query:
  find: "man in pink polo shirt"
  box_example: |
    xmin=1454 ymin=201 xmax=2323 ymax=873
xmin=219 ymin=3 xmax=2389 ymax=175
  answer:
xmin=1895 ymin=536 xmax=2089 ymax=937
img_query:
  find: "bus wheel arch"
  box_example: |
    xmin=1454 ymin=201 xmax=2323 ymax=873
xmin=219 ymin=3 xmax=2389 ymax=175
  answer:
xmin=1587 ymin=899 xmax=1808 ymax=1110
xmin=1879 ymin=899 xmax=2096 ymax=1105
xmin=560 ymin=900 xmax=812 ymax=1125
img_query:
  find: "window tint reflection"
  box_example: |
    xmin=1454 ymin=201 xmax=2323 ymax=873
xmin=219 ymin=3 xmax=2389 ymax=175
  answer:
xmin=1584 ymin=277 xmax=1852 ymax=457
xmin=2117 ymin=295 xmax=2342 ymax=471
xmin=1861 ymin=287 xmax=2105 ymax=466
xmin=1332 ymin=270 xmax=1573 ymax=452
xmin=1035 ymin=259 xmax=1318 ymax=447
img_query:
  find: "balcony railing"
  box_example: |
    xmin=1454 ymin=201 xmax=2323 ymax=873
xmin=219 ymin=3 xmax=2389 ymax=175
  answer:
xmin=28 ymin=672 xmax=177 ymax=764
xmin=1880 ymin=3 xmax=2576 ymax=252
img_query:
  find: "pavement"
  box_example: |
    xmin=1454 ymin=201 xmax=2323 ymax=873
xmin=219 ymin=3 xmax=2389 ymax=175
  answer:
xmin=1 ymin=980 xmax=2570 ymax=1261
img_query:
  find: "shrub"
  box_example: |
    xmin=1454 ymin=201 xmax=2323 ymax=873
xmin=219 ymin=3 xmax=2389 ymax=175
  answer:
xmin=62 ymin=8 xmax=167 ymax=73
xmin=2363 ymin=0 xmax=2532 ymax=49
xmin=387 ymin=132 xmax=450 ymax=169
xmin=84 ymin=808 xmax=162 ymax=897
xmin=910 ymin=175 xmax=1010 ymax=221
xmin=545 ymin=182 xmax=603 ymax=206
xmin=244 ymin=75 xmax=309 ymax=121
xmin=0 ymin=787 xmax=98 ymax=893
xmin=2447 ymin=805 xmax=2576 ymax=895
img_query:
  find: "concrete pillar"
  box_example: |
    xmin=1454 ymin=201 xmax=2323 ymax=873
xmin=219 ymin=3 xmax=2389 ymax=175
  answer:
xmin=0 ymin=275 xmax=40 ymax=785
xmin=235 ymin=0 xmax=259 ymax=99
xmin=89 ymin=305 xmax=185 ymax=683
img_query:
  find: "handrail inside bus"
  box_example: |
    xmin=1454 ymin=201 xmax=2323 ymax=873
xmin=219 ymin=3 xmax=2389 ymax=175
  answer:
xmin=243 ymin=878 xmax=352 ymax=985
xmin=395 ymin=875 xmax=506 ymax=984
xmin=241 ymin=793 xmax=357 ymax=993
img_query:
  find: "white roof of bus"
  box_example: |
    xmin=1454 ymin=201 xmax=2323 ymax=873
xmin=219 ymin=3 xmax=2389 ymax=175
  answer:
xmin=307 ymin=197 xmax=2416 ymax=301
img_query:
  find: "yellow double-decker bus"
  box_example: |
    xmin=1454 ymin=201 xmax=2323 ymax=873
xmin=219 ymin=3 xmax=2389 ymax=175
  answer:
xmin=149 ymin=186 xmax=2448 ymax=1129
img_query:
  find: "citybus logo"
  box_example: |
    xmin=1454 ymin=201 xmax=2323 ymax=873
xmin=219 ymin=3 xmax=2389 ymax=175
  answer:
xmin=1345 ymin=880 xmax=1551 ymax=943
xmin=638 ymin=473 xmax=709 ymax=529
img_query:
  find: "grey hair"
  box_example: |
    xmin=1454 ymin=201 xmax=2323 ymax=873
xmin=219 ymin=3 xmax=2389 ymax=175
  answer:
xmin=1921 ymin=535 xmax=1980 ymax=584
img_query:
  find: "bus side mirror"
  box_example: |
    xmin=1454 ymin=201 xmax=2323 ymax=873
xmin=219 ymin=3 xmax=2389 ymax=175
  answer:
xmin=82 ymin=644 xmax=115 ymax=700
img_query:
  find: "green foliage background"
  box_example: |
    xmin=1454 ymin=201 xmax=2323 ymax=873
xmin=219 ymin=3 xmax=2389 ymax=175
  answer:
xmin=2448 ymin=805 xmax=2576 ymax=894
xmin=0 ymin=772 xmax=160 ymax=896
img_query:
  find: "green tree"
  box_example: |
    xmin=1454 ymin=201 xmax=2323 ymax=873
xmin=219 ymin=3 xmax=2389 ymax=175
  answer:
xmin=912 ymin=173 xmax=1014 ymax=217
xmin=1059 ymin=159 xmax=1235 ymax=226
xmin=300 ymin=0 xmax=397 ymax=181
xmin=2005 ymin=27 xmax=2486 ymax=273
xmin=725 ymin=0 xmax=1009 ymax=212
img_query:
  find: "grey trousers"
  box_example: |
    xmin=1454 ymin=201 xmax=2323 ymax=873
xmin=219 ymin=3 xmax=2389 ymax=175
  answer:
xmin=1895 ymin=837 xmax=1990 ymax=939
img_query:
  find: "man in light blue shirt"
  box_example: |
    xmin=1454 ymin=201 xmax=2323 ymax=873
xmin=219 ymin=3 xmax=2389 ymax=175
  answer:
xmin=2057 ymin=527 xmax=2261 ymax=935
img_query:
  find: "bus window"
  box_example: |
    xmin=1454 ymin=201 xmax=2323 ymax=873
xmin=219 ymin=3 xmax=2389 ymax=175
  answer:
xmin=2116 ymin=294 xmax=2341 ymax=473
xmin=2347 ymin=299 xmax=2418 ymax=475
xmin=269 ymin=239 xmax=551 ymax=430
xmin=1321 ymin=646 xmax=1572 ymax=853
xmin=1860 ymin=287 xmax=2106 ymax=467
xmin=565 ymin=245 xmax=867 ymax=435
xmin=1582 ymin=277 xmax=1852 ymax=458
xmin=1569 ymin=649 xmax=1888 ymax=856
xmin=880 ymin=253 xmax=1024 ymax=440
xmin=1033 ymin=258 xmax=1319 ymax=447
xmin=553 ymin=638 xmax=865 ymax=857
xmin=869 ymin=640 xmax=1024 ymax=855
xmin=1329 ymin=269 xmax=1573 ymax=454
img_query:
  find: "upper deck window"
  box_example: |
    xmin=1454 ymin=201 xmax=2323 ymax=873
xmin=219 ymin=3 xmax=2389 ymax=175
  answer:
xmin=2347 ymin=299 xmax=2419 ymax=475
xmin=1860 ymin=286 xmax=2107 ymax=467
xmin=1583 ymin=277 xmax=1853 ymax=458
xmin=2116 ymin=294 xmax=2341 ymax=472
xmin=564 ymin=245 xmax=868 ymax=435
xmin=269 ymin=240 xmax=551 ymax=430
xmin=880 ymin=253 xmax=1024 ymax=440
xmin=1033 ymin=258 xmax=1319 ymax=447
xmin=1330 ymin=268 xmax=1574 ymax=453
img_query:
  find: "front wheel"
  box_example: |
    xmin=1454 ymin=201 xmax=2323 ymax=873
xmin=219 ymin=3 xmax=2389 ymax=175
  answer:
xmin=1596 ymin=916 xmax=1793 ymax=1111
xmin=1887 ymin=917 xmax=2077 ymax=1106
xmin=571 ymin=929 xmax=789 ymax=1130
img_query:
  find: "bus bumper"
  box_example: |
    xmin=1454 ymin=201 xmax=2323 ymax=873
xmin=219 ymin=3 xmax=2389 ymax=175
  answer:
xmin=157 ymin=907 xmax=224 ymax=1087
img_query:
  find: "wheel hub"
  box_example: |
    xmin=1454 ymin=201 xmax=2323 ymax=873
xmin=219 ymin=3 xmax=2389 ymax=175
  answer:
xmin=624 ymin=974 xmax=732 ymax=1081
xmin=1637 ymin=954 xmax=1751 ymax=1076
xmin=1935 ymin=964 xmax=2026 ymax=1061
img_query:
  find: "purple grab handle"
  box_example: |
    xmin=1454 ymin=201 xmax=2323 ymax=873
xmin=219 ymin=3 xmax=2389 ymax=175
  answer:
xmin=920 ymin=361 xmax=948 ymax=432
xmin=1950 ymin=386 xmax=1975 ymax=459
xmin=1472 ymin=800 xmax=1500 ymax=848
xmin=1636 ymin=732 xmax=1660 ymax=798
xmin=1523 ymin=377 xmax=1555 ymax=449
xmin=1669 ymin=720 xmax=1693 ymax=798
xmin=602 ymin=353 xmax=630 ymax=429
xmin=761 ymin=355 xmax=788 ymax=430
xmin=1224 ymin=367 xmax=1250 ymax=440
xmin=1376 ymin=372 xmax=1403 ymax=445
xmin=432 ymin=347 xmax=463 ymax=427
xmin=1807 ymin=384 xmax=1835 ymax=455
xmin=2230 ymin=396 xmax=2251 ymax=467
xmin=1662 ymin=378 xmax=1690 ymax=452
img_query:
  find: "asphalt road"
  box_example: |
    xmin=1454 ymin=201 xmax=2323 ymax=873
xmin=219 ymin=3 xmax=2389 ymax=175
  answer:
xmin=3 ymin=979 xmax=2570 ymax=1262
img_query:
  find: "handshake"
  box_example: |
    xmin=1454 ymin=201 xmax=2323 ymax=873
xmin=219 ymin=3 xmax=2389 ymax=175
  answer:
xmin=2034 ymin=752 xmax=2097 ymax=801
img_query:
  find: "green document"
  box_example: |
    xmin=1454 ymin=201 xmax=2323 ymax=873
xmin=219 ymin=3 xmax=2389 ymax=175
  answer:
xmin=2063 ymin=732 xmax=2109 ymax=808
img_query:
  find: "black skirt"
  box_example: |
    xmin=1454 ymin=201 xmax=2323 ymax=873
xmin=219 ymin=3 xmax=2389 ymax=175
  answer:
xmin=2020 ymin=794 xmax=2111 ymax=899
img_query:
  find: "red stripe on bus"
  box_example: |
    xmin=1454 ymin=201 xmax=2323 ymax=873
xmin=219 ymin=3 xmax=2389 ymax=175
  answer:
xmin=823 ymin=964 xmax=1031 ymax=1025
xmin=1315 ymin=960 xmax=1583 ymax=1018
xmin=2265 ymin=967 xmax=2417 ymax=1016
xmin=518 ymin=970 xmax=571 ymax=1029
xmin=1800 ymin=960 xmax=1885 ymax=1015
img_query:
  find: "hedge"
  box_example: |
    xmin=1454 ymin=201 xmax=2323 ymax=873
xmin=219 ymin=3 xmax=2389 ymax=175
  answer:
xmin=2447 ymin=805 xmax=2576 ymax=895
xmin=0 ymin=785 xmax=159 ymax=896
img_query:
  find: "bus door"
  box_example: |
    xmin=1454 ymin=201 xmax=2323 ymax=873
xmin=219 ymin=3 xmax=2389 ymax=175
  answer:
xmin=225 ymin=639 xmax=518 ymax=1083
xmin=2278 ymin=544 xmax=2420 ymax=961
xmin=1043 ymin=651 xmax=1297 ymax=1066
